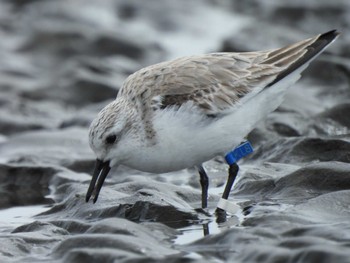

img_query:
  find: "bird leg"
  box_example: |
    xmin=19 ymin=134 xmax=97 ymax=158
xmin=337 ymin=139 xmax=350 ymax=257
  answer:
xmin=197 ymin=163 xmax=239 ymax=211
xmin=202 ymin=223 xmax=209 ymax=236
xmin=220 ymin=163 xmax=239 ymax=201
xmin=215 ymin=163 xmax=239 ymax=221
xmin=197 ymin=165 xmax=209 ymax=209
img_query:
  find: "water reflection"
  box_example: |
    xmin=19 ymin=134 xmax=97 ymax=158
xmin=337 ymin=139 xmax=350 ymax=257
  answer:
xmin=0 ymin=205 xmax=50 ymax=233
xmin=175 ymin=211 xmax=240 ymax=245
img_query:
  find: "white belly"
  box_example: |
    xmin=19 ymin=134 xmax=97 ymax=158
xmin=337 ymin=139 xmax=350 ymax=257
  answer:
xmin=124 ymin=67 xmax=305 ymax=173
xmin=123 ymin=108 xmax=240 ymax=173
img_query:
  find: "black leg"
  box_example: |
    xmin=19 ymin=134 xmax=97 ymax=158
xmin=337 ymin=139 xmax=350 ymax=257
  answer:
xmin=197 ymin=165 xmax=209 ymax=209
xmin=215 ymin=163 xmax=239 ymax=221
xmin=202 ymin=223 xmax=209 ymax=236
xmin=221 ymin=163 xmax=239 ymax=200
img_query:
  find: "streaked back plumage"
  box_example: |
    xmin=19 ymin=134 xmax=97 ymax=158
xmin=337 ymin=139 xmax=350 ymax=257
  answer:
xmin=88 ymin=30 xmax=339 ymax=172
xmin=118 ymin=30 xmax=338 ymax=118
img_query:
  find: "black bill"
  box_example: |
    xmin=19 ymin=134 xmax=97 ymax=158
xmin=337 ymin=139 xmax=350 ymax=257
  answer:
xmin=86 ymin=159 xmax=111 ymax=203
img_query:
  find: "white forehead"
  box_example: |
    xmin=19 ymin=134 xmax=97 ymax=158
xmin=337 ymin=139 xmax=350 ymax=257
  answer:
xmin=88 ymin=101 xmax=124 ymax=152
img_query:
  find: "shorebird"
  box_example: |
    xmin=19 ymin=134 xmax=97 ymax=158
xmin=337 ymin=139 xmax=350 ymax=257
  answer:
xmin=86 ymin=30 xmax=339 ymax=211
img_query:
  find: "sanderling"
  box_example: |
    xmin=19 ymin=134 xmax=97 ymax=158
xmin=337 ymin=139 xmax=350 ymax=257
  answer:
xmin=86 ymin=30 xmax=339 ymax=210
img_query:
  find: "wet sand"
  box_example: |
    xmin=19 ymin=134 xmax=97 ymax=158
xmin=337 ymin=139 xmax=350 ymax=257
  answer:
xmin=0 ymin=0 xmax=350 ymax=262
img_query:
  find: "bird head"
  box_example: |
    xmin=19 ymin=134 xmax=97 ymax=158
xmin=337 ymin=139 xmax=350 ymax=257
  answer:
xmin=86 ymin=98 xmax=138 ymax=203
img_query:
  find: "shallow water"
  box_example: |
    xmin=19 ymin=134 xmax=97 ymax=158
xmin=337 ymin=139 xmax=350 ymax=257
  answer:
xmin=0 ymin=205 xmax=50 ymax=232
xmin=0 ymin=0 xmax=350 ymax=262
xmin=175 ymin=214 xmax=241 ymax=245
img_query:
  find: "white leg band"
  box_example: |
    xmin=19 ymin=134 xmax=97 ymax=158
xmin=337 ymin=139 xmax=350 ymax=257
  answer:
xmin=217 ymin=198 xmax=239 ymax=214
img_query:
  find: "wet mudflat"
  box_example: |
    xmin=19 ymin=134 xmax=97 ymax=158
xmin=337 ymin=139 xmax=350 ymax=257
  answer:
xmin=0 ymin=0 xmax=350 ymax=262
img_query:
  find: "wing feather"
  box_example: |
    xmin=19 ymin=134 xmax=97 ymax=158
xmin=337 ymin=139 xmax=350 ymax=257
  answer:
xmin=118 ymin=31 xmax=338 ymax=116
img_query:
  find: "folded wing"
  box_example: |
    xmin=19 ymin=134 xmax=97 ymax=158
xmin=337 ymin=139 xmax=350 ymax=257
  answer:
xmin=119 ymin=30 xmax=339 ymax=117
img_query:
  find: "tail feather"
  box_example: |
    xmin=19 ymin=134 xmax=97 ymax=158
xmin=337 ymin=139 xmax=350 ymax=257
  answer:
xmin=263 ymin=37 xmax=315 ymax=65
xmin=266 ymin=30 xmax=340 ymax=88
xmin=210 ymin=30 xmax=339 ymax=154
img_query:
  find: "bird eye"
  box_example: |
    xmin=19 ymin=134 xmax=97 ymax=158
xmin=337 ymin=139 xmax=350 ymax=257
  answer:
xmin=105 ymin=134 xmax=117 ymax=144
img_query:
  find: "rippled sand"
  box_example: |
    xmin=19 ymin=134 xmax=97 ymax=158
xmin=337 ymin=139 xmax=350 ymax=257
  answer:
xmin=0 ymin=0 xmax=350 ymax=262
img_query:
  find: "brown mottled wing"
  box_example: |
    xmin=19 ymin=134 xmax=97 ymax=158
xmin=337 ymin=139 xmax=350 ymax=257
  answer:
xmin=119 ymin=53 xmax=270 ymax=116
xmin=119 ymin=30 xmax=338 ymax=116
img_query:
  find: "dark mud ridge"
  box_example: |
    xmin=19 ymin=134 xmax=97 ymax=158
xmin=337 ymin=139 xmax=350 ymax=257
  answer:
xmin=0 ymin=0 xmax=350 ymax=262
